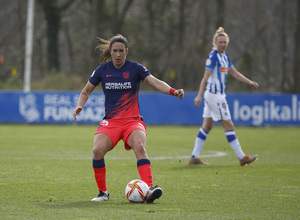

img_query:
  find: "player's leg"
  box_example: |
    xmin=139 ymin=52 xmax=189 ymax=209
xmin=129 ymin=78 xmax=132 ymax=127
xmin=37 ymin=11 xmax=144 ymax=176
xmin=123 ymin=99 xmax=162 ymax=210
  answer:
xmin=189 ymin=117 xmax=214 ymax=165
xmin=213 ymin=95 xmax=257 ymax=165
xmin=221 ymin=119 xmax=258 ymax=166
xmin=127 ymin=129 xmax=152 ymax=185
xmin=190 ymin=91 xmax=218 ymax=165
xmin=91 ymin=132 xmax=113 ymax=201
xmin=127 ymin=128 xmax=162 ymax=203
xmin=221 ymin=119 xmax=245 ymax=157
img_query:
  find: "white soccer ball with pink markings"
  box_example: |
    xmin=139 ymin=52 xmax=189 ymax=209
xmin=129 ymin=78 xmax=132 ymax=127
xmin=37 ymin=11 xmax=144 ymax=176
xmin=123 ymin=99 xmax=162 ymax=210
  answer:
xmin=125 ymin=179 xmax=149 ymax=203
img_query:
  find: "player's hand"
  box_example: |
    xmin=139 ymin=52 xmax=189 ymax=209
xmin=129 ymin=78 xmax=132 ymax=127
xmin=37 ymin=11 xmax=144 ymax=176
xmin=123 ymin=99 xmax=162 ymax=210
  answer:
xmin=250 ymin=81 xmax=259 ymax=89
xmin=175 ymin=89 xmax=184 ymax=99
xmin=194 ymin=96 xmax=202 ymax=108
xmin=73 ymin=106 xmax=83 ymax=120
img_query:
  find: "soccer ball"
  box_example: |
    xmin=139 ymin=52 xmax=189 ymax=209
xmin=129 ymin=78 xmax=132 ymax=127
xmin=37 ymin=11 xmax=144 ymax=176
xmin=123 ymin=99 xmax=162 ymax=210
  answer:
xmin=125 ymin=179 xmax=149 ymax=203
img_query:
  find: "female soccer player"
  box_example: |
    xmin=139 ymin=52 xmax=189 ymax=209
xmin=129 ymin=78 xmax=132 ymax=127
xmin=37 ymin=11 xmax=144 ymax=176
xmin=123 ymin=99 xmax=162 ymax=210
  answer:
xmin=73 ymin=34 xmax=184 ymax=202
xmin=189 ymin=27 xmax=258 ymax=166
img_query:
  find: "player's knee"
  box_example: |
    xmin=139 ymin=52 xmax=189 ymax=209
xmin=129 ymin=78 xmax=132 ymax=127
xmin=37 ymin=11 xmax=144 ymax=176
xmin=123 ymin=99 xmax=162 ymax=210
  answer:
xmin=204 ymin=124 xmax=213 ymax=132
xmin=93 ymin=146 xmax=109 ymax=158
xmin=133 ymin=143 xmax=147 ymax=157
xmin=93 ymin=147 xmax=102 ymax=158
xmin=225 ymin=122 xmax=234 ymax=131
xmin=229 ymin=121 xmax=235 ymax=130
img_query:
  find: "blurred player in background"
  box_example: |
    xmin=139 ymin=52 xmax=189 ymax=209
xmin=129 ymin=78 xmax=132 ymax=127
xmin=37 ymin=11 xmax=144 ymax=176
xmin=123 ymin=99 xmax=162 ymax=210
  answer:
xmin=189 ymin=27 xmax=258 ymax=166
xmin=73 ymin=34 xmax=184 ymax=202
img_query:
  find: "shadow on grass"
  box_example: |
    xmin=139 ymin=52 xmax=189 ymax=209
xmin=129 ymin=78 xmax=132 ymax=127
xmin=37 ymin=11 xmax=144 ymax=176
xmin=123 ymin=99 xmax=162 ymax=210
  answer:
xmin=38 ymin=200 xmax=161 ymax=209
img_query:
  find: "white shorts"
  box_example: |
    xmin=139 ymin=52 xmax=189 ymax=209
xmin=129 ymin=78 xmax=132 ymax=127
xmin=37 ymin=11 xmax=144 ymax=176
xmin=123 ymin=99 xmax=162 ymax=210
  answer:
xmin=203 ymin=90 xmax=231 ymax=121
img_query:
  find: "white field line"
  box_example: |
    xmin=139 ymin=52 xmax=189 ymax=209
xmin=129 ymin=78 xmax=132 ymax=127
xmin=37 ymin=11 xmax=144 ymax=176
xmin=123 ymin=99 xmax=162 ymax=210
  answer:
xmin=13 ymin=151 xmax=227 ymax=160
xmin=106 ymin=151 xmax=227 ymax=160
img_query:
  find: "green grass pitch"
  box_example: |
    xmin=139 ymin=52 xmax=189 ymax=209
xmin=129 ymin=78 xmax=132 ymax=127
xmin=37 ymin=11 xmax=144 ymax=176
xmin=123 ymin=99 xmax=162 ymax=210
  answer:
xmin=0 ymin=124 xmax=299 ymax=219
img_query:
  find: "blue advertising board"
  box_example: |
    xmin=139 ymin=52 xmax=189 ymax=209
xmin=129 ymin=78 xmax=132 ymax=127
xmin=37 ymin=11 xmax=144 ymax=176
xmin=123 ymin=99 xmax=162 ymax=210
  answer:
xmin=227 ymin=94 xmax=300 ymax=126
xmin=0 ymin=91 xmax=299 ymax=126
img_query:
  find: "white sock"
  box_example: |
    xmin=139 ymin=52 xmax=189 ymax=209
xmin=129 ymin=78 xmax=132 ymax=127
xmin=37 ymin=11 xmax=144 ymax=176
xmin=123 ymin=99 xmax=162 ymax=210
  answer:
xmin=225 ymin=130 xmax=245 ymax=159
xmin=191 ymin=128 xmax=208 ymax=157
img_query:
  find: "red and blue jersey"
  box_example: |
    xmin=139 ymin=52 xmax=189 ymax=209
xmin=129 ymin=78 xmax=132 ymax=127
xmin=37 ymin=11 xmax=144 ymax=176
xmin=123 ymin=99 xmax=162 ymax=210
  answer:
xmin=89 ymin=60 xmax=150 ymax=119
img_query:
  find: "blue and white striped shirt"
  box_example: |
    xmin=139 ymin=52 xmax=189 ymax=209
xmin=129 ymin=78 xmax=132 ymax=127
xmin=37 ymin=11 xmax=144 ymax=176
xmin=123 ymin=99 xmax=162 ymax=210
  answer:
xmin=205 ymin=50 xmax=233 ymax=94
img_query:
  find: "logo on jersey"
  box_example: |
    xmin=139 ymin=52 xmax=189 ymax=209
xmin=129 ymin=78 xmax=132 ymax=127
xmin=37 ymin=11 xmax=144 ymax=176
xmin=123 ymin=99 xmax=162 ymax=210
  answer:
xmin=219 ymin=67 xmax=228 ymax=73
xmin=206 ymin=59 xmax=211 ymax=66
xmin=91 ymin=70 xmax=95 ymax=77
xmin=106 ymin=74 xmax=113 ymax=77
xmin=105 ymin=82 xmax=132 ymax=89
xmin=123 ymin=71 xmax=130 ymax=79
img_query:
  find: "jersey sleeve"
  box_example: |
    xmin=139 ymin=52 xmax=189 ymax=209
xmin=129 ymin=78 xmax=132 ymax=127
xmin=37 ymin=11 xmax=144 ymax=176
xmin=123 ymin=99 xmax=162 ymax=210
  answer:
xmin=205 ymin=51 xmax=217 ymax=71
xmin=136 ymin=62 xmax=150 ymax=80
xmin=89 ymin=66 xmax=102 ymax=86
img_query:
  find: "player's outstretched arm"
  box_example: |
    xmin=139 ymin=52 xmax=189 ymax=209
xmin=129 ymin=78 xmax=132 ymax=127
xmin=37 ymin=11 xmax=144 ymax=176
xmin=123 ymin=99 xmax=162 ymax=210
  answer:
xmin=143 ymin=75 xmax=184 ymax=99
xmin=73 ymin=81 xmax=96 ymax=120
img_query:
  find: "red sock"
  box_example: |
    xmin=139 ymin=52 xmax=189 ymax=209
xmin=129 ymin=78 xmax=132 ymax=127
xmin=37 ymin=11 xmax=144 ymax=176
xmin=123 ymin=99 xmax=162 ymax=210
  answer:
xmin=137 ymin=159 xmax=153 ymax=187
xmin=93 ymin=159 xmax=107 ymax=191
xmin=93 ymin=167 xmax=107 ymax=191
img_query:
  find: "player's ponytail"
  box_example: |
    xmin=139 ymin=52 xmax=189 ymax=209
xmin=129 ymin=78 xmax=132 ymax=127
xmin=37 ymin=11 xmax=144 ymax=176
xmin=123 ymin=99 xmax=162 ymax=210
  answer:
xmin=96 ymin=34 xmax=128 ymax=64
xmin=212 ymin=27 xmax=230 ymax=49
xmin=96 ymin=38 xmax=111 ymax=64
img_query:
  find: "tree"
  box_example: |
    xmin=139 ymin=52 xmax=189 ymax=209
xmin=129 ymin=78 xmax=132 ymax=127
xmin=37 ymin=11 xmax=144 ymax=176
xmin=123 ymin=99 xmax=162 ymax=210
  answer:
xmin=280 ymin=0 xmax=288 ymax=91
xmin=37 ymin=0 xmax=76 ymax=72
xmin=1 ymin=0 xmax=299 ymax=92
xmin=216 ymin=0 xmax=225 ymax=28
xmin=112 ymin=0 xmax=134 ymax=34
xmin=293 ymin=0 xmax=300 ymax=92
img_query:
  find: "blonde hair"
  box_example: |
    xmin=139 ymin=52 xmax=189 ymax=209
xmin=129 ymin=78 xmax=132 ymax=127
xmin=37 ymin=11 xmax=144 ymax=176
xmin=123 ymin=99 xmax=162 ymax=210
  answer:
xmin=212 ymin=27 xmax=230 ymax=49
xmin=96 ymin=34 xmax=128 ymax=64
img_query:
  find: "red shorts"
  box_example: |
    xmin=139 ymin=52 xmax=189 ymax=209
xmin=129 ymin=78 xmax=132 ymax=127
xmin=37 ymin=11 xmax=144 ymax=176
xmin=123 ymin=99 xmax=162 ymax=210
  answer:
xmin=95 ymin=117 xmax=147 ymax=150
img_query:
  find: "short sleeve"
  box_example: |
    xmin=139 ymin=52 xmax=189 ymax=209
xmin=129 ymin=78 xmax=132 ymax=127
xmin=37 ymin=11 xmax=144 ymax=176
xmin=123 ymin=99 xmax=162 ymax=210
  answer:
xmin=89 ymin=67 xmax=102 ymax=86
xmin=136 ymin=63 xmax=150 ymax=80
xmin=205 ymin=52 xmax=217 ymax=71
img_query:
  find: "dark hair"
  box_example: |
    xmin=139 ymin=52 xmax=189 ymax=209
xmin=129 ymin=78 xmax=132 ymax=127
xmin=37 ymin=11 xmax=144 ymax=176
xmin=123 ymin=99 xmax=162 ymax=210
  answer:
xmin=96 ymin=34 xmax=128 ymax=64
xmin=110 ymin=34 xmax=128 ymax=50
